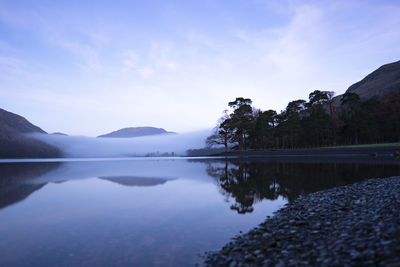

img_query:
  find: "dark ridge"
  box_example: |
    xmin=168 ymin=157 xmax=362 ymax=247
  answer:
xmin=0 ymin=108 xmax=46 ymax=134
xmin=346 ymin=60 xmax=400 ymax=100
xmin=0 ymin=108 xmax=62 ymax=158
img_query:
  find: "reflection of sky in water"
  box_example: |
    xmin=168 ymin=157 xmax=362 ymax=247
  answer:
xmin=1 ymin=158 xmax=398 ymax=266
xmin=0 ymin=159 xmax=285 ymax=266
xmin=26 ymin=158 xmax=216 ymax=183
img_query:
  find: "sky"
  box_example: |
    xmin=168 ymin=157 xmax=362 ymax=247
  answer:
xmin=0 ymin=0 xmax=399 ymax=136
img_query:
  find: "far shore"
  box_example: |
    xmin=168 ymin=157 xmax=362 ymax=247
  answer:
xmin=210 ymin=144 xmax=400 ymax=159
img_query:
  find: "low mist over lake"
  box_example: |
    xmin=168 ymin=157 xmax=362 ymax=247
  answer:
xmin=30 ymin=130 xmax=211 ymax=157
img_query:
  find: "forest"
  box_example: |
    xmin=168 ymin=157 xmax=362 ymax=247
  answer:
xmin=206 ymin=91 xmax=400 ymax=151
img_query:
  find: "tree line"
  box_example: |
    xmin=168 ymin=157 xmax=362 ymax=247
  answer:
xmin=206 ymin=91 xmax=400 ymax=151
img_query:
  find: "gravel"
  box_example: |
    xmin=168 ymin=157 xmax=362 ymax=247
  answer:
xmin=205 ymin=176 xmax=400 ymax=266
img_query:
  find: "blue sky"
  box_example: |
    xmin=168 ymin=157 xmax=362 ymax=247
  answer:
xmin=0 ymin=0 xmax=399 ymax=136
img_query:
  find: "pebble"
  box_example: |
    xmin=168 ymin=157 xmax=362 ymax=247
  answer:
xmin=205 ymin=176 xmax=400 ymax=266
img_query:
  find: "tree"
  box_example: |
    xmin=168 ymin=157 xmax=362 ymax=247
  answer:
xmin=253 ymin=109 xmax=277 ymax=149
xmin=206 ymin=111 xmax=231 ymax=152
xmin=276 ymin=100 xmax=306 ymax=148
xmin=227 ymin=97 xmax=254 ymax=150
xmin=307 ymin=90 xmax=331 ymax=108
xmin=302 ymin=105 xmax=333 ymax=147
xmin=207 ymin=88 xmax=399 ymax=152
xmin=357 ymin=98 xmax=379 ymax=144
xmin=324 ymin=91 xmax=341 ymax=146
xmin=378 ymin=92 xmax=400 ymax=142
xmin=206 ymin=98 xmax=254 ymax=152
xmin=340 ymin=92 xmax=361 ymax=144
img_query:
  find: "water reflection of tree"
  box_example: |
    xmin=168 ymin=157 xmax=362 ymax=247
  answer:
xmin=206 ymin=160 xmax=400 ymax=214
xmin=207 ymin=161 xmax=281 ymax=214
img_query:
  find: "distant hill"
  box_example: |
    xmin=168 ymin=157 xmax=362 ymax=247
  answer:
xmin=346 ymin=60 xmax=400 ymax=100
xmin=0 ymin=108 xmax=62 ymax=158
xmin=51 ymin=132 xmax=68 ymax=136
xmin=98 ymin=127 xmax=176 ymax=138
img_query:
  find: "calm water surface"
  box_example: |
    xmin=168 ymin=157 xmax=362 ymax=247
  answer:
xmin=0 ymin=157 xmax=399 ymax=266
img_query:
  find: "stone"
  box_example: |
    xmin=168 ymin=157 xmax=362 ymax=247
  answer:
xmin=205 ymin=177 xmax=400 ymax=266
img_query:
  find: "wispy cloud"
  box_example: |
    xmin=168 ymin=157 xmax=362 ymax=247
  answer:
xmin=120 ymin=51 xmax=154 ymax=78
xmin=60 ymin=41 xmax=102 ymax=71
xmin=0 ymin=56 xmax=27 ymax=73
xmin=0 ymin=0 xmax=399 ymax=135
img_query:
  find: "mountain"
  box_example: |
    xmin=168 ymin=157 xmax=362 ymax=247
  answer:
xmin=98 ymin=126 xmax=176 ymax=138
xmin=0 ymin=108 xmax=46 ymax=134
xmin=0 ymin=108 xmax=62 ymax=158
xmin=345 ymin=60 xmax=400 ymax=100
xmin=51 ymin=132 xmax=68 ymax=136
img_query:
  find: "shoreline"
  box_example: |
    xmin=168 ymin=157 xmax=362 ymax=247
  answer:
xmin=212 ymin=145 xmax=400 ymax=158
xmin=205 ymin=176 xmax=400 ymax=266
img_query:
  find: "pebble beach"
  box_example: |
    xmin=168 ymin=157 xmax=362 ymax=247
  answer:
xmin=205 ymin=176 xmax=400 ymax=266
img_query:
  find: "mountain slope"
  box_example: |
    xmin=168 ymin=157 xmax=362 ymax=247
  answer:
xmin=0 ymin=108 xmax=46 ymax=134
xmin=0 ymin=108 xmax=62 ymax=158
xmin=98 ymin=126 xmax=176 ymax=138
xmin=346 ymin=60 xmax=400 ymax=99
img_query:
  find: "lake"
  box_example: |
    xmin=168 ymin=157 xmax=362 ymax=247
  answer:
xmin=0 ymin=157 xmax=399 ymax=266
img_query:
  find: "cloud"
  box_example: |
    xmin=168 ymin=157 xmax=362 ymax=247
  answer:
xmin=0 ymin=56 xmax=27 ymax=73
xmin=136 ymin=66 xmax=155 ymax=78
xmin=121 ymin=51 xmax=138 ymax=71
xmin=120 ymin=41 xmax=180 ymax=78
xmin=1 ymin=0 xmax=400 ymax=136
xmin=121 ymin=51 xmax=155 ymax=78
xmin=59 ymin=41 xmax=102 ymax=71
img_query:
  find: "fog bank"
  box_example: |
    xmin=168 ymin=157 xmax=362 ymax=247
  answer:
xmin=31 ymin=130 xmax=211 ymax=158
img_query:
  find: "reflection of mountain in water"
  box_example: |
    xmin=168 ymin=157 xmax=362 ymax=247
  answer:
xmin=0 ymin=183 xmax=45 ymax=210
xmin=99 ymin=176 xmax=170 ymax=187
xmin=0 ymin=162 xmax=60 ymax=209
xmin=206 ymin=160 xmax=400 ymax=214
